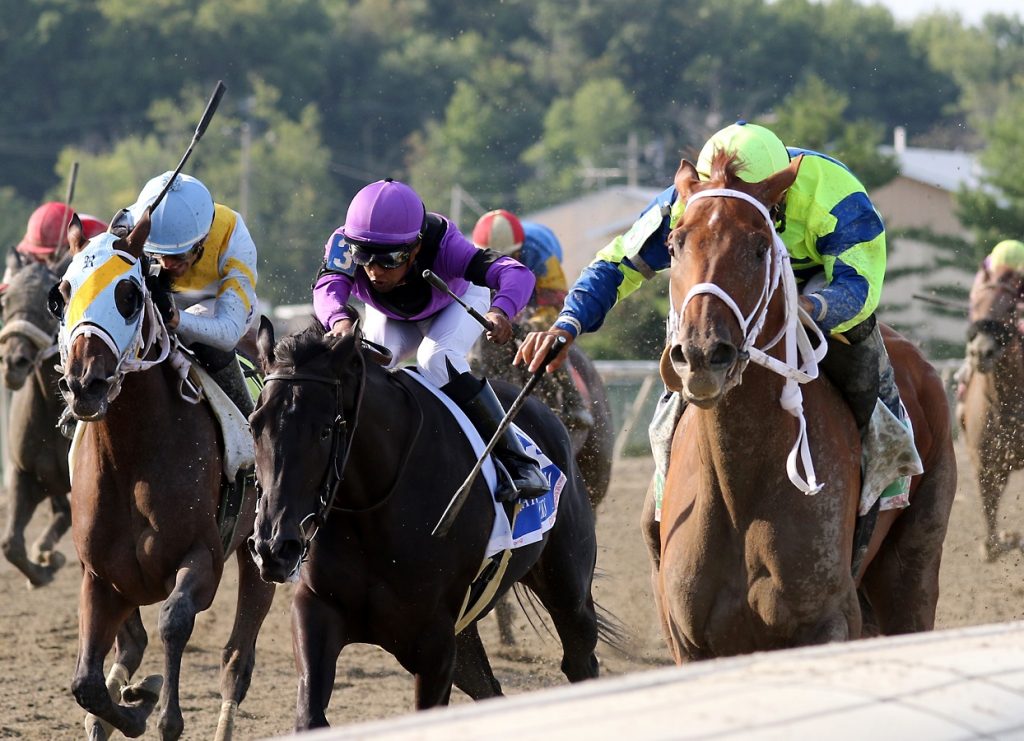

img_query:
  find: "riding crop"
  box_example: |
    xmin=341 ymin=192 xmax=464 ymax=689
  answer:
xmin=424 ymin=270 xmax=566 ymax=537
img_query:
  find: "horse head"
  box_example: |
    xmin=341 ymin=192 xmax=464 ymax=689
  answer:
xmin=967 ymin=264 xmax=1022 ymax=374
xmin=53 ymin=213 xmax=151 ymax=420
xmin=248 ymin=320 xmax=365 ymax=583
xmin=660 ymin=150 xmax=801 ymax=406
xmin=0 ymin=250 xmax=62 ymax=389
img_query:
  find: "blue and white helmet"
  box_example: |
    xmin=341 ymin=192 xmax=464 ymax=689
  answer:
xmin=128 ymin=171 xmax=214 ymax=255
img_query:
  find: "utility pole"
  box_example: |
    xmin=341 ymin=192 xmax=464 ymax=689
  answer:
xmin=627 ymin=131 xmax=638 ymax=188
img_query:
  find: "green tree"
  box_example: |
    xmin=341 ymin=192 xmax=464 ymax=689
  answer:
xmin=956 ymin=89 xmax=1024 ymax=249
xmin=518 ymin=77 xmax=639 ymax=210
xmin=771 ymin=75 xmax=897 ymax=189
xmin=55 ymin=78 xmax=339 ymax=305
xmin=0 ymin=187 xmax=33 ymax=252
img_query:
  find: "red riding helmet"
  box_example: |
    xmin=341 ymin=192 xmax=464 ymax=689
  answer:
xmin=16 ymin=202 xmax=106 ymax=256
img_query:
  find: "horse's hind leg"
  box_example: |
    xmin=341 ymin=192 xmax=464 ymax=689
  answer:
xmin=1 ymin=468 xmax=57 ymax=587
xmin=215 ymin=545 xmax=276 ymax=740
xmin=156 ymin=546 xmax=219 ymax=741
xmin=521 ymin=530 xmax=600 ymax=682
xmin=494 ymin=594 xmax=518 ymax=647
xmin=453 ymin=623 xmax=503 ymax=699
xmin=861 ymin=454 xmax=957 ymax=634
xmin=73 ymin=574 xmax=156 ymax=738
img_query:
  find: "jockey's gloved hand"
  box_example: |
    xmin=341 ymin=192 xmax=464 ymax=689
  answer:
xmin=145 ymin=272 xmax=176 ymax=326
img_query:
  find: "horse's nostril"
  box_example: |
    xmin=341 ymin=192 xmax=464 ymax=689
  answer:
xmin=85 ymin=378 xmax=109 ymax=397
xmin=709 ymin=342 xmax=738 ymax=370
xmin=670 ymin=344 xmax=687 ymax=367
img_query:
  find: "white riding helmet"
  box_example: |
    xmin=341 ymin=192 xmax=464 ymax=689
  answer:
xmin=128 ymin=171 xmax=215 ymax=255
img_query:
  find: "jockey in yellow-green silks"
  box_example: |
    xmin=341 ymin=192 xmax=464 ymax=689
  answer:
xmin=516 ymin=120 xmax=912 ymax=512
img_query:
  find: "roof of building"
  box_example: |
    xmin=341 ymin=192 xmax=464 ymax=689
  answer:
xmin=879 ymin=145 xmax=981 ymax=192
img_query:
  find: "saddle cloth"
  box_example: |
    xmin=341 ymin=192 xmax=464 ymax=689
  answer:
xmin=401 ymin=368 xmax=565 ymax=557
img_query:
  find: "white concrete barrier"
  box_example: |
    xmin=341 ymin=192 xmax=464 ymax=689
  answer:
xmin=278 ymin=621 xmax=1024 ymax=740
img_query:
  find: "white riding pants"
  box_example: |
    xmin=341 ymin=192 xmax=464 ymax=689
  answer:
xmin=362 ymin=283 xmax=489 ymax=387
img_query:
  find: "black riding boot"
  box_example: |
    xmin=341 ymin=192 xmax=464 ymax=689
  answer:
xmin=820 ymin=315 xmax=882 ymax=435
xmin=192 ymin=343 xmax=255 ymax=416
xmin=442 ymin=370 xmax=550 ymax=502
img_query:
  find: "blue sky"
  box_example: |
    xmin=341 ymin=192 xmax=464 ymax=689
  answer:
xmin=866 ymin=0 xmax=1022 ymax=24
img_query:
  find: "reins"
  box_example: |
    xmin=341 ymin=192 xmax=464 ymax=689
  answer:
xmin=259 ymin=344 xmax=425 ymax=559
xmin=669 ymin=187 xmax=828 ymax=495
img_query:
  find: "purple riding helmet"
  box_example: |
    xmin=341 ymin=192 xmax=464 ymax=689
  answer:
xmin=342 ymin=179 xmax=427 ymax=268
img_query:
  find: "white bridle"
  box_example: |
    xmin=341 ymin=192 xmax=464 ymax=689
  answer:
xmin=668 ymin=187 xmax=828 ymax=495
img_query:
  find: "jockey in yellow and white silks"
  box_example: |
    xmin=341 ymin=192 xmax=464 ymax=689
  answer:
xmin=115 ymin=171 xmax=259 ymax=415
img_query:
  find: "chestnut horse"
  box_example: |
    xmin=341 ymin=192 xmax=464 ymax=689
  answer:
xmin=647 ymin=152 xmax=956 ymax=661
xmin=54 ymin=216 xmax=275 ymax=740
xmin=961 ymin=264 xmax=1024 ymax=560
xmin=249 ymin=322 xmax=609 ymax=730
xmin=0 ymin=251 xmax=71 ymax=586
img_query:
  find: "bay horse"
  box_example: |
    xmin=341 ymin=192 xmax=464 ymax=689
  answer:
xmin=54 ymin=215 xmax=275 ymax=740
xmin=647 ymin=152 xmax=956 ymax=661
xmin=961 ymin=263 xmax=1024 ymax=560
xmin=249 ymin=322 xmax=608 ymax=730
xmin=0 ymin=250 xmax=71 ymax=586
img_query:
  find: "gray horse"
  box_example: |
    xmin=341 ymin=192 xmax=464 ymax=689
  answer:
xmin=0 ymin=249 xmax=70 ymax=586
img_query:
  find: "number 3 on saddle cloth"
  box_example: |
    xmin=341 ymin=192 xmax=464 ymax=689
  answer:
xmin=402 ymin=368 xmax=566 ymax=633
xmin=66 ymin=352 xmax=261 ymax=553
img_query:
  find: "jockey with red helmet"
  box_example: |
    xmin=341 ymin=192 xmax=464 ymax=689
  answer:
xmin=472 ymin=209 xmax=593 ymax=433
xmin=313 ymin=178 xmax=549 ymax=502
xmin=2 ymin=202 xmax=107 ymax=286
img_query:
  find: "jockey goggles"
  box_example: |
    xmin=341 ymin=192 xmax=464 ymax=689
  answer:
xmin=347 ymin=240 xmax=416 ymax=269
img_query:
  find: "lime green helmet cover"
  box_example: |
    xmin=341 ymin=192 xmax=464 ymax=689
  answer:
xmin=990 ymin=239 xmax=1024 ymax=271
xmin=696 ymin=121 xmax=791 ymax=183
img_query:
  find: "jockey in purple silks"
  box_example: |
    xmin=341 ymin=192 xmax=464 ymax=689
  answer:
xmin=312 ymin=178 xmax=549 ymax=502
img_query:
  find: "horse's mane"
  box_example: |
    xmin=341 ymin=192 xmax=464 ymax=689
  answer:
xmin=706 ymin=149 xmax=745 ymax=187
xmin=273 ymin=322 xmax=350 ymax=371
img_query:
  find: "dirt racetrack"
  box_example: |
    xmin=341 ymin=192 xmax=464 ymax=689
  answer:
xmin=2 ymin=438 xmax=1024 ymax=739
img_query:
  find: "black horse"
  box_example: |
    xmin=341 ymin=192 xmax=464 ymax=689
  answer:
xmin=249 ymin=322 xmax=607 ymax=730
xmin=0 ymin=250 xmax=71 ymax=587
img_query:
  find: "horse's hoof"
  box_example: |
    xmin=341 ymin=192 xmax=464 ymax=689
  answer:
xmin=84 ymin=712 xmax=114 ymax=741
xmin=122 ymin=674 xmax=162 ymax=705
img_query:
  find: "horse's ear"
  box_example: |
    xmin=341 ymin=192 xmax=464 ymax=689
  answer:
xmin=65 ymin=213 xmax=86 ymax=257
xmin=674 ymin=159 xmax=701 ymax=200
xmin=326 ymin=332 xmax=360 ymax=377
xmin=658 ymin=343 xmax=683 ymax=393
xmin=124 ymin=209 xmax=152 ymax=258
xmin=256 ymin=315 xmax=276 ymax=373
xmin=757 ymin=154 xmax=802 ymax=209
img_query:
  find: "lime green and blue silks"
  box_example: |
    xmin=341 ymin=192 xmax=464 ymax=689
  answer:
xmin=553 ymin=148 xmax=886 ymax=339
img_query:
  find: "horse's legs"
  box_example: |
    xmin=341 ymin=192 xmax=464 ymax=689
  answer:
xmin=452 ymin=623 xmax=502 ymax=700
xmin=84 ymin=610 xmax=152 ymax=739
xmin=493 ymin=594 xmax=518 ymax=647
xmin=521 ymin=523 xmax=600 ymax=683
xmin=72 ymin=573 xmax=157 ymax=738
xmin=1 ymin=468 xmax=58 ymax=586
xmin=861 ymin=454 xmax=957 ymax=634
xmin=641 ymin=482 xmax=673 ymax=650
xmin=156 ymin=546 xmax=219 ymax=741
xmin=215 ymin=545 xmax=276 ymax=741
xmin=406 ymin=626 xmax=457 ymax=709
xmin=978 ymin=466 xmax=1011 ymax=561
xmin=293 ymin=583 xmax=346 ymax=730
xmin=31 ymin=490 xmax=72 ymax=565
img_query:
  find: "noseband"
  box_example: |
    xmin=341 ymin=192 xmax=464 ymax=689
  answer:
xmin=668 ymin=187 xmax=828 ymax=495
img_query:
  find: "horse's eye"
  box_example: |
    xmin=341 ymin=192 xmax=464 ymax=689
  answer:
xmin=114 ymin=279 xmax=143 ymax=321
xmin=755 ymin=237 xmax=769 ymax=260
xmin=47 ymin=283 xmax=67 ymax=320
xmin=667 ymin=232 xmax=685 ymax=259
xmin=320 ymin=424 xmax=332 ymax=440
